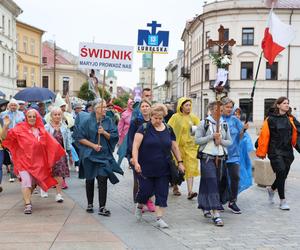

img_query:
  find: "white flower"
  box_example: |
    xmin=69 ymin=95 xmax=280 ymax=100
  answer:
xmin=221 ymin=55 xmax=231 ymax=65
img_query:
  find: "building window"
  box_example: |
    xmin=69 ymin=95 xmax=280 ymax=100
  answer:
xmin=8 ymin=56 xmax=11 ymax=76
xmin=2 ymin=53 xmax=5 ymax=73
xmin=16 ymin=64 xmax=19 ymax=78
xmin=241 ymin=62 xmax=253 ymax=80
xmin=264 ymin=98 xmax=276 ymax=118
xmin=223 ymin=28 xmax=229 ymax=54
xmin=266 ymin=62 xmax=278 ymax=80
xmin=8 ymin=19 xmax=10 ymax=37
xmin=42 ymin=57 xmax=47 ymax=64
xmin=242 ymin=28 xmax=254 ymax=45
xmin=2 ymin=15 xmax=5 ymax=34
xmin=205 ymin=31 xmax=210 ymax=48
xmin=63 ymin=77 xmax=70 ymax=96
xmin=42 ymin=76 xmax=49 ymax=88
xmin=31 ymin=68 xmax=35 ymax=85
xmin=23 ymin=66 xmax=28 ymax=81
xmin=239 ymin=98 xmax=253 ymax=121
xmin=23 ymin=36 xmax=28 ymax=53
xmin=16 ymin=33 xmax=19 ymax=51
xmin=205 ymin=64 xmax=209 ymax=81
xmin=204 ymin=98 xmax=209 ymax=117
xmin=30 ymin=39 xmax=35 ymax=55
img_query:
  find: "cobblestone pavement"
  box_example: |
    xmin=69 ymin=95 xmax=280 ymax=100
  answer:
xmin=65 ymin=149 xmax=300 ymax=250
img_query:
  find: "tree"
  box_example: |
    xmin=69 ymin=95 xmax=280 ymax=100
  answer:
xmin=112 ymin=92 xmax=131 ymax=108
xmin=78 ymin=82 xmax=111 ymax=101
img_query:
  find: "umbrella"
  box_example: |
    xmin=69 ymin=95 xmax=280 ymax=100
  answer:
xmin=14 ymin=87 xmax=56 ymax=102
xmin=0 ymin=90 xmax=6 ymax=98
xmin=0 ymin=99 xmax=8 ymax=106
xmin=113 ymin=105 xmax=123 ymax=113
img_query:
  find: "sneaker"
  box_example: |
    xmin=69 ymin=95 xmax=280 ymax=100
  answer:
xmin=279 ymin=200 xmax=290 ymax=210
xmin=155 ymin=218 xmax=169 ymax=228
xmin=135 ymin=204 xmax=143 ymax=221
xmin=61 ymin=179 xmax=68 ymax=189
xmin=98 ymin=207 xmax=111 ymax=216
xmin=40 ymin=189 xmax=48 ymax=198
xmin=146 ymin=200 xmax=155 ymax=212
xmin=33 ymin=188 xmax=39 ymax=194
xmin=267 ymin=187 xmax=275 ymax=204
xmin=86 ymin=204 xmax=94 ymax=213
xmin=228 ymin=202 xmax=241 ymax=214
xmin=9 ymin=178 xmax=15 ymax=183
xmin=212 ymin=217 xmax=224 ymax=227
xmin=75 ymin=166 xmax=79 ymax=172
xmin=0 ymin=186 xmax=2 ymax=193
xmin=24 ymin=203 xmax=32 ymax=214
xmin=55 ymin=193 xmax=64 ymax=203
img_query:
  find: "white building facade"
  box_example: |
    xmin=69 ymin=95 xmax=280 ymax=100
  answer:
xmin=182 ymin=0 xmax=300 ymax=122
xmin=0 ymin=0 xmax=22 ymax=98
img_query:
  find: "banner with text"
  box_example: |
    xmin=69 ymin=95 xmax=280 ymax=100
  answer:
xmin=78 ymin=42 xmax=134 ymax=72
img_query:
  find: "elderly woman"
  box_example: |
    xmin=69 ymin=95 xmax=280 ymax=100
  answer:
xmin=168 ymin=97 xmax=200 ymax=199
xmin=74 ymin=100 xmax=123 ymax=216
xmin=2 ymin=109 xmax=65 ymax=214
xmin=132 ymin=104 xmax=184 ymax=228
xmin=195 ymin=101 xmax=232 ymax=226
xmin=43 ymin=107 xmax=72 ymax=202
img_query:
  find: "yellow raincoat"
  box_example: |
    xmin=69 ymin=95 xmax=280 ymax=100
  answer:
xmin=168 ymin=97 xmax=200 ymax=178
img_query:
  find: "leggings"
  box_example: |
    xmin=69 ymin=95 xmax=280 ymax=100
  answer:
xmin=270 ymin=155 xmax=293 ymax=199
xmin=86 ymin=176 xmax=108 ymax=208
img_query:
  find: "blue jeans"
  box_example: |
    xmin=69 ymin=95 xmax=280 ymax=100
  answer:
xmin=0 ymin=150 xmax=4 ymax=184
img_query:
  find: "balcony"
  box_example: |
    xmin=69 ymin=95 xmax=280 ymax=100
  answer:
xmin=180 ymin=67 xmax=190 ymax=78
xmin=209 ymin=80 xmax=230 ymax=92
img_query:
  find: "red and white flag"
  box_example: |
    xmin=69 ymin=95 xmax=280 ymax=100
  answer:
xmin=262 ymin=10 xmax=296 ymax=65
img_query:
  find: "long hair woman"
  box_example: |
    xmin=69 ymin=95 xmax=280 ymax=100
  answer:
xmin=256 ymin=97 xmax=299 ymax=210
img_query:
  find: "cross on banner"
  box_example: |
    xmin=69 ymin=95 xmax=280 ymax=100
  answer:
xmin=207 ymin=25 xmax=236 ymax=54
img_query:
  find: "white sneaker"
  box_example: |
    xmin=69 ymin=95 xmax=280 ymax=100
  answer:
xmin=9 ymin=178 xmax=15 ymax=183
xmin=267 ymin=187 xmax=275 ymax=204
xmin=40 ymin=189 xmax=48 ymax=198
xmin=75 ymin=166 xmax=79 ymax=172
xmin=135 ymin=204 xmax=143 ymax=221
xmin=155 ymin=218 xmax=169 ymax=228
xmin=279 ymin=200 xmax=290 ymax=210
xmin=55 ymin=193 xmax=64 ymax=203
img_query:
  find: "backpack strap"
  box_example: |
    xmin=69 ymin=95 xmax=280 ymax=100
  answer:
xmin=204 ymin=119 xmax=210 ymax=132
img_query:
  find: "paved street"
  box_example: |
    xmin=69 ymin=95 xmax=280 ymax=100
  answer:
xmin=1 ymin=129 xmax=300 ymax=250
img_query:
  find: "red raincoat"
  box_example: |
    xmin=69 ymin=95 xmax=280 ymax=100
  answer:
xmin=2 ymin=109 xmax=66 ymax=191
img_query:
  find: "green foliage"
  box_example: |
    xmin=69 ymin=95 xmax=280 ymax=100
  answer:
xmin=77 ymin=82 xmax=111 ymax=101
xmin=113 ymin=92 xmax=131 ymax=108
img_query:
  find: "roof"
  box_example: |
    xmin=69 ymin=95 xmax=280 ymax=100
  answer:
xmin=42 ymin=42 xmax=71 ymax=68
xmin=276 ymin=0 xmax=300 ymax=8
xmin=16 ymin=20 xmax=45 ymax=34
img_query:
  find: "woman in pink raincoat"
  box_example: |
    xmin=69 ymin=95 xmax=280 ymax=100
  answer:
xmin=118 ymin=99 xmax=133 ymax=145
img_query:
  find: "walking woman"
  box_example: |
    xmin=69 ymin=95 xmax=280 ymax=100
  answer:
xmin=44 ymin=107 xmax=72 ymax=202
xmin=132 ymin=104 xmax=184 ymax=228
xmin=168 ymin=97 xmax=200 ymax=199
xmin=126 ymin=99 xmax=155 ymax=212
xmin=3 ymin=109 xmax=65 ymax=214
xmin=0 ymin=116 xmax=10 ymax=193
xmin=74 ymin=100 xmax=123 ymax=216
xmin=195 ymin=101 xmax=232 ymax=226
xmin=256 ymin=97 xmax=299 ymax=210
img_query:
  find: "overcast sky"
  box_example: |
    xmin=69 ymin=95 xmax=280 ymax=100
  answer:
xmin=14 ymin=0 xmax=206 ymax=89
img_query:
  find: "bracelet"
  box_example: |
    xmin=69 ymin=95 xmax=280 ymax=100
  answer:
xmin=178 ymin=160 xmax=183 ymax=163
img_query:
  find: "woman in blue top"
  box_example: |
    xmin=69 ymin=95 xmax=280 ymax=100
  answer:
xmin=132 ymin=104 xmax=184 ymax=228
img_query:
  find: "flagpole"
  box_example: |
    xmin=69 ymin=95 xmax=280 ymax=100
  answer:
xmin=98 ymin=69 xmax=106 ymax=146
xmin=245 ymin=51 xmax=263 ymax=123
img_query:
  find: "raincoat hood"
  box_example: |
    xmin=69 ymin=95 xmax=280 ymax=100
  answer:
xmin=176 ymin=97 xmax=192 ymax=114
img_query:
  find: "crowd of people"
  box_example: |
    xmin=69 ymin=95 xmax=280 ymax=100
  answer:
xmin=0 ymin=89 xmax=299 ymax=228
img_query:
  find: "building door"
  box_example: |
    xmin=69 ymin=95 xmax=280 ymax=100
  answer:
xmin=264 ymin=98 xmax=276 ymax=118
xmin=63 ymin=77 xmax=69 ymax=96
xmin=239 ymin=98 xmax=252 ymax=121
xmin=42 ymin=76 xmax=49 ymax=88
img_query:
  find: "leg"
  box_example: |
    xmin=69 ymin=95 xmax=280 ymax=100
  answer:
xmin=97 ymin=176 xmax=110 ymax=216
xmin=86 ymin=178 xmax=95 ymax=212
xmin=227 ymin=163 xmax=240 ymax=202
xmin=187 ymin=177 xmax=197 ymax=200
xmin=55 ymin=176 xmax=64 ymax=202
xmin=0 ymin=150 xmax=3 ymax=191
xmin=133 ymin=169 xmax=138 ymax=203
xmin=19 ymin=171 xmax=34 ymax=214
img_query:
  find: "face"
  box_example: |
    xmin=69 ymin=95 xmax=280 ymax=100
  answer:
xmin=128 ymin=101 xmax=133 ymax=109
xmin=26 ymin=111 xmax=37 ymax=126
xmin=95 ymin=103 xmax=107 ymax=117
xmin=277 ymin=99 xmax=289 ymax=113
xmin=223 ymin=102 xmax=233 ymax=116
xmin=87 ymin=106 xmax=93 ymax=113
xmin=9 ymin=103 xmax=18 ymax=112
xmin=181 ymin=101 xmax=191 ymax=114
xmin=60 ymin=105 xmax=66 ymax=112
xmin=51 ymin=110 xmax=62 ymax=123
xmin=151 ymin=114 xmax=164 ymax=127
xmin=140 ymin=102 xmax=151 ymax=117
xmin=234 ymin=109 xmax=241 ymax=120
xmin=142 ymin=90 xmax=152 ymax=101
xmin=19 ymin=104 xmax=25 ymax=111
xmin=75 ymin=107 xmax=82 ymax=113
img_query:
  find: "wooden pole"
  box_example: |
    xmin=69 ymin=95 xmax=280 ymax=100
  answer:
xmin=98 ymin=69 xmax=106 ymax=146
xmin=150 ymin=51 xmax=154 ymax=92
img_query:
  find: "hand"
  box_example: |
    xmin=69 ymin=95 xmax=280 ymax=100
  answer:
xmin=65 ymin=93 xmax=70 ymax=103
xmin=243 ymin=122 xmax=249 ymax=130
xmin=98 ymin=126 xmax=105 ymax=135
xmin=134 ymin=163 xmax=142 ymax=173
xmin=3 ymin=116 xmax=10 ymax=127
xmin=129 ymin=158 xmax=134 ymax=165
xmin=92 ymin=143 xmax=102 ymax=152
xmin=213 ymin=132 xmax=221 ymax=140
xmin=178 ymin=162 xmax=185 ymax=173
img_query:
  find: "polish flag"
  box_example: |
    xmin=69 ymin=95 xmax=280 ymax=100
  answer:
xmin=261 ymin=10 xmax=296 ymax=65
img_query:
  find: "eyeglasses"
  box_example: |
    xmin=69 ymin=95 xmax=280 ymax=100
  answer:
xmin=27 ymin=116 xmax=36 ymax=118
